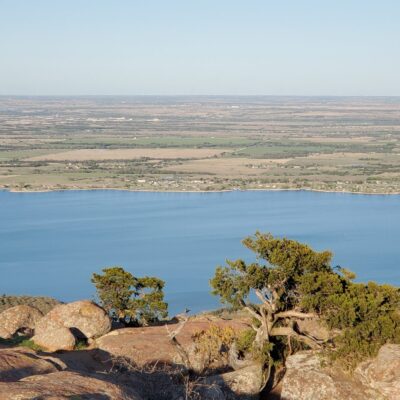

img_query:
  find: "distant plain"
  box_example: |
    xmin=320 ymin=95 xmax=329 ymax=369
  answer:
xmin=1 ymin=96 xmax=400 ymax=193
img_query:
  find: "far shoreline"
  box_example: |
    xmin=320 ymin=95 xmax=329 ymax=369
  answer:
xmin=2 ymin=186 xmax=400 ymax=196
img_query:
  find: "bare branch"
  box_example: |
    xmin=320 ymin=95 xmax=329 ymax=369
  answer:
xmin=165 ymin=315 xmax=192 ymax=370
xmin=244 ymin=305 xmax=263 ymax=322
xmin=254 ymin=289 xmax=268 ymax=303
xmin=239 ymin=298 xmax=263 ymax=322
xmin=274 ymin=311 xmax=316 ymax=320
xmin=255 ymin=289 xmax=274 ymax=316
xmin=250 ymin=324 xmax=259 ymax=332
xmin=166 ymin=317 xmax=188 ymax=339
xmin=266 ymin=286 xmax=280 ymax=311
xmin=270 ymin=326 xmax=321 ymax=350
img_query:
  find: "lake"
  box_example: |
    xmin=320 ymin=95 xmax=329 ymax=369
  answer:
xmin=1 ymin=190 xmax=399 ymax=315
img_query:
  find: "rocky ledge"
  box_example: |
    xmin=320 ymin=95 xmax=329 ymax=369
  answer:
xmin=281 ymin=344 xmax=400 ymax=400
xmin=1 ymin=300 xmax=400 ymax=399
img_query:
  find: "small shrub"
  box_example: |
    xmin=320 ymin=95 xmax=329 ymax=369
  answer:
xmin=74 ymin=339 xmax=88 ymax=350
xmin=235 ymin=328 xmax=256 ymax=354
xmin=192 ymin=325 xmax=236 ymax=372
xmin=19 ymin=339 xmax=42 ymax=351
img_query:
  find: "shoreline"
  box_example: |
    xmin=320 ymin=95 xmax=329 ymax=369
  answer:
xmin=2 ymin=186 xmax=400 ymax=196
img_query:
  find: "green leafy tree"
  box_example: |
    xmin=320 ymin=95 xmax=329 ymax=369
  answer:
xmin=211 ymin=233 xmax=333 ymax=349
xmin=92 ymin=266 xmax=168 ymax=325
xmin=210 ymin=232 xmax=400 ymax=380
xmin=91 ymin=267 xmax=135 ymax=320
xmin=132 ymin=276 xmax=168 ymax=325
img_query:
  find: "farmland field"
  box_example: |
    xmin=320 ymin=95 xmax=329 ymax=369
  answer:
xmin=1 ymin=96 xmax=400 ymax=193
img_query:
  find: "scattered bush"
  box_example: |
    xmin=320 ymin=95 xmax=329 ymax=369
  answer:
xmin=74 ymin=339 xmax=88 ymax=350
xmin=192 ymin=325 xmax=236 ymax=372
xmin=235 ymin=328 xmax=256 ymax=354
xmin=92 ymin=266 xmax=168 ymax=326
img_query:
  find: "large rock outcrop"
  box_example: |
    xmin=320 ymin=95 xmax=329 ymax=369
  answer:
xmin=0 ymin=370 xmax=141 ymax=400
xmin=33 ymin=318 xmax=76 ymax=352
xmin=355 ymin=344 xmax=400 ymax=400
xmin=0 ymin=346 xmax=140 ymax=399
xmin=280 ymin=351 xmax=383 ymax=400
xmin=0 ymin=347 xmax=64 ymax=382
xmin=0 ymin=305 xmax=43 ymax=339
xmin=204 ymin=363 xmax=263 ymax=400
xmin=32 ymin=300 xmax=111 ymax=351
xmin=96 ymin=316 xmax=248 ymax=369
xmin=39 ymin=300 xmax=111 ymax=339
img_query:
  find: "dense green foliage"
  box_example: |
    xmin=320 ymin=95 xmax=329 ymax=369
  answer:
xmin=211 ymin=232 xmax=333 ymax=311
xmin=235 ymin=328 xmax=256 ymax=354
xmin=92 ymin=266 xmax=168 ymax=325
xmin=303 ymin=277 xmax=400 ymax=366
xmin=211 ymin=232 xmax=400 ymax=369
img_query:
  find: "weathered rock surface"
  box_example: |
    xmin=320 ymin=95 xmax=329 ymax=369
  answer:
xmin=196 ymin=385 xmax=226 ymax=400
xmin=0 ymin=327 xmax=10 ymax=341
xmin=0 ymin=370 xmax=141 ymax=399
xmin=204 ymin=364 xmax=263 ymax=399
xmin=0 ymin=305 xmax=43 ymax=339
xmin=0 ymin=347 xmax=63 ymax=382
xmin=96 ymin=317 xmax=248 ymax=368
xmin=32 ymin=300 xmax=111 ymax=351
xmin=281 ymin=345 xmax=400 ymax=400
xmin=33 ymin=323 xmax=76 ymax=352
xmin=40 ymin=300 xmax=111 ymax=339
xmin=355 ymin=344 xmax=400 ymax=400
xmin=280 ymin=351 xmax=383 ymax=400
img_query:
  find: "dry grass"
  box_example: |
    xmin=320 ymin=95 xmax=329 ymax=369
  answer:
xmin=293 ymin=152 xmax=400 ymax=166
xmin=26 ymin=148 xmax=229 ymax=161
xmin=295 ymin=136 xmax=372 ymax=143
xmin=167 ymin=158 xmax=289 ymax=176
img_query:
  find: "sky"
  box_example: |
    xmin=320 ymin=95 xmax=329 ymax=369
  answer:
xmin=0 ymin=0 xmax=399 ymax=96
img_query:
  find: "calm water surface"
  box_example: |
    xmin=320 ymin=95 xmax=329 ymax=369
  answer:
xmin=1 ymin=190 xmax=399 ymax=315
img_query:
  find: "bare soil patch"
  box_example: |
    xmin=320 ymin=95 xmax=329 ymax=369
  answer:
xmin=26 ymin=148 xmax=228 ymax=161
xmin=168 ymin=157 xmax=289 ymax=176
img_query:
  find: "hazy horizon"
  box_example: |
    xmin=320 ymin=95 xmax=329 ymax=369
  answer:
xmin=1 ymin=0 xmax=399 ymax=97
xmin=2 ymin=94 xmax=400 ymax=99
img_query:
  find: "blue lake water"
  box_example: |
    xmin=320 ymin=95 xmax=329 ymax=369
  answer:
xmin=0 ymin=190 xmax=399 ymax=315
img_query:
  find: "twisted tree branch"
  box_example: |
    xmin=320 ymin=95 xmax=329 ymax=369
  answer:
xmin=270 ymin=326 xmax=321 ymax=350
xmin=274 ymin=311 xmax=316 ymax=320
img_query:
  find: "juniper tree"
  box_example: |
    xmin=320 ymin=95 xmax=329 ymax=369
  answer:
xmin=211 ymin=232 xmax=400 ymax=375
xmin=92 ymin=266 xmax=168 ymax=325
xmin=211 ymin=233 xmax=334 ymax=351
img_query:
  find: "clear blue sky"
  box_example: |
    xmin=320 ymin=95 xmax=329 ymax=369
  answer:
xmin=0 ymin=0 xmax=399 ymax=96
